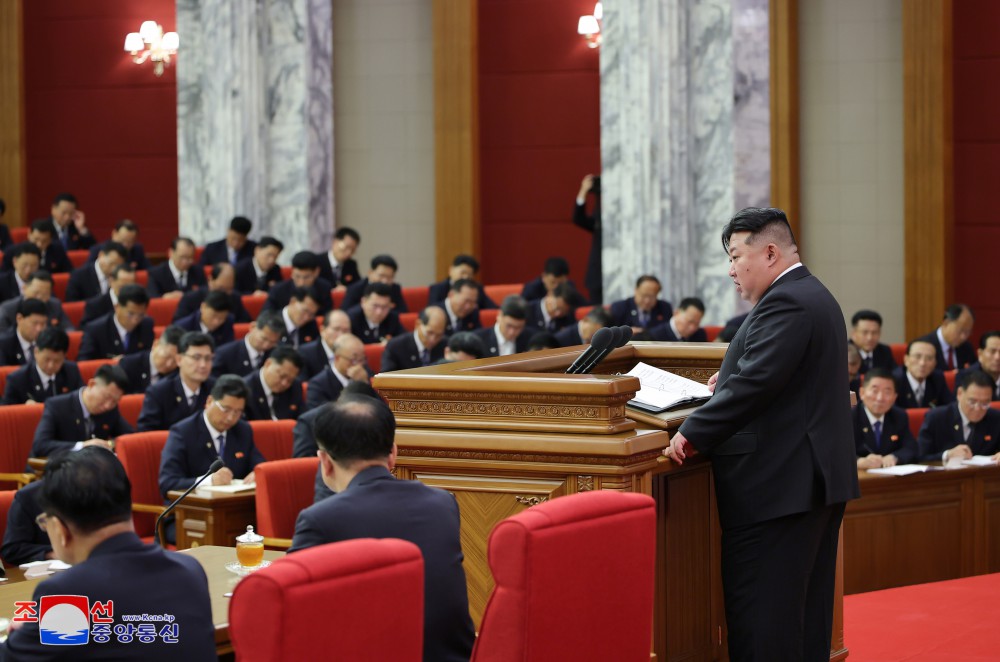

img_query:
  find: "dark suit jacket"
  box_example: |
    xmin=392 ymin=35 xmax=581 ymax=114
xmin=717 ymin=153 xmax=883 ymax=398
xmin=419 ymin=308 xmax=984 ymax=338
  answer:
xmin=65 ymin=262 xmax=103 ymax=302
xmin=648 ymin=321 xmax=708 ymax=342
xmin=430 ymin=302 xmax=481 ymax=335
xmin=892 ymin=366 xmax=953 ymax=409
xmin=77 ymin=313 xmax=154 ymax=361
xmin=472 ymin=325 xmax=529 ymax=357
xmin=0 ymin=296 xmax=72 ymax=332
xmin=0 ymin=330 xmax=31 ymax=366
xmin=263 ymin=278 xmax=334 ymax=316
xmin=234 ymin=257 xmax=283 ymax=295
xmin=137 ymin=374 xmax=216 ymax=432
xmin=0 ymin=225 xmax=11 ymax=252
xmin=916 ymin=330 xmax=977 ymax=372
xmin=279 ymin=317 xmax=320 ymax=349
xmin=573 ymin=200 xmax=603 ymax=304
xmin=146 ymin=261 xmax=207 ymax=298
xmin=380 ymin=332 xmax=445 ymax=372
xmin=304 ymin=366 xmax=349 ymax=411
xmin=316 ymin=254 xmax=360 ymax=289
xmin=290 ymin=406 xmax=335 ymax=503
xmin=159 ymin=411 xmax=264 ymax=497
xmin=289 ymin=465 xmax=475 ymax=662
xmin=347 ymin=306 xmax=404 ymax=345
xmin=174 ymin=310 xmax=235 ymax=347
xmin=718 ymin=312 xmax=749 ymax=343
xmin=88 ymin=240 xmax=150 ymax=270
xmin=851 ymin=341 xmax=897 ymax=373
xmin=242 ymin=370 xmax=304 ymax=421
xmin=608 ymin=298 xmax=672 ymax=329
xmin=81 ymin=291 xmax=113 ymax=325
xmin=852 ymin=404 xmax=918 ymax=463
xmin=554 ymin=324 xmax=583 ymax=347
xmin=52 ymin=218 xmax=96 ymax=251
xmin=340 ymin=278 xmax=408 ymax=313
xmin=428 ymin=279 xmax=497 ymax=310
xmin=0 ymin=479 xmax=51 ymax=565
xmin=31 ymin=389 xmax=133 ymax=457
xmin=199 ymin=238 xmax=255 ymax=267
xmin=0 ymin=532 xmax=217 ymax=662
xmin=955 ymin=362 xmax=1000 ymax=400
xmin=297 ymin=338 xmax=333 ymax=379
xmin=1 ymin=361 xmax=82 ymax=405
xmin=212 ymin=338 xmax=267 ymax=378
xmin=677 ymin=266 xmax=860 ymax=529
xmin=1 ymin=241 xmax=72 ymax=274
xmin=173 ymin=288 xmax=251 ymax=323
xmin=918 ymin=402 xmax=1000 ymax=460
xmin=520 ymin=277 xmax=547 ymax=302
xmin=0 ymin=271 xmax=22 ymax=302
xmin=118 ymin=350 xmax=177 ymax=395
xmin=524 ymin=299 xmax=574 ymax=333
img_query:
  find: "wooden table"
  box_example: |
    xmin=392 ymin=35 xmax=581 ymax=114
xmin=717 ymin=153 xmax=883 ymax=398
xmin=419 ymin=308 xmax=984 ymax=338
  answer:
xmin=167 ymin=488 xmax=257 ymax=549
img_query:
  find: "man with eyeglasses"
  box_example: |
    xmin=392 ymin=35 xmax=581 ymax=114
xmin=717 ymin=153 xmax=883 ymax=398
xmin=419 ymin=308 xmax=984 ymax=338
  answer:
xmin=955 ymin=331 xmax=1000 ymax=402
xmin=242 ymin=345 xmax=305 ymax=421
xmin=77 ymin=284 xmax=154 ymax=361
xmin=892 ymin=339 xmax=953 ymax=409
xmin=348 ymin=282 xmax=405 ymax=345
xmin=917 ymin=369 xmax=1000 ymax=463
xmin=381 ymin=306 xmax=447 ymax=372
xmin=430 ymin=279 xmax=482 ymax=335
xmin=137 ymin=332 xmax=217 ymax=431
xmin=305 ymin=334 xmax=370 ymax=411
xmin=298 ymin=309 xmax=351 ymax=379
xmin=212 ymin=310 xmax=284 ymax=378
xmin=0 ymin=477 xmax=53 ymax=566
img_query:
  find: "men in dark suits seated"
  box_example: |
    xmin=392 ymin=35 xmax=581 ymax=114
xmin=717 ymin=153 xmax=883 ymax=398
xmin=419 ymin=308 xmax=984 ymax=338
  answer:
xmin=199 ymin=215 xmax=255 ymax=266
xmin=146 ymin=236 xmax=206 ymax=299
xmin=288 ymin=394 xmax=476 ymax=662
xmin=30 ymin=364 xmax=132 ymax=458
xmin=264 ymin=250 xmax=333 ymax=315
xmin=916 ymin=303 xmax=977 ymax=371
xmin=649 ymin=297 xmax=709 ymax=342
xmin=77 ymin=284 xmax=154 ymax=361
xmin=65 ymin=240 xmax=127 ymax=302
xmin=305 ymin=334 xmax=370 ymax=411
xmin=118 ymin=325 xmax=184 ymax=394
xmin=1 ymin=219 xmax=73 ymax=274
xmin=298 ymin=309 xmax=351 ymax=378
xmin=431 ymin=278 xmax=481 ymax=334
xmin=80 ymin=263 xmax=136 ymax=326
xmin=174 ymin=289 xmax=236 ymax=347
xmin=0 ymin=241 xmax=40 ymax=301
xmin=381 ymin=307 xmax=447 ymax=372
xmin=893 ymin=339 xmax=953 ymax=409
xmin=428 ymin=254 xmax=497 ymax=310
xmin=47 ymin=192 xmax=96 ymax=251
xmin=521 ymin=256 xmax=571 ymax=302
xmin=87 ymin=218 xmax=151 ymax=269
xmin=0 ymin=298 xmax=49 ymax=366
xmin=317 ymin=226 xmax=361 ymax=290
xmin=277 ymin=286 xmax=322 ymax=348
xmin=525 ymin=282 xmax=577 ymax=334
xmin=955 ymin=331 xmax=1000 ymax=400
xmin=0 ymin=270 xmax=73 ymax=332
xmin=0 ymin=447 xmax=218 ymax=661
xmin=555 ymin=306 xmax=613 ymax=347
xmin=439 ymin=331 xmax=487 ymax=363
xmin=717 ymin=311 xmax=749 ymax=343
xmin=608 ymin=275 xmax=672 ymax=333
xmin=348 ymin=282 xmax=405 ymax=345
xmin=212 ymin=310 xmax=285 ymax=378
xmin=242 ymin=345 xmax=305 ymax=420
xmin=234 ymin=235 xmax=284 ymax=295
xmin=918 ymin=369 xmax=1000 ymax=463
xmin=853 ymin=368 xmax=919 ymax=468
xmin=849 ymin=309 xmax=896 ymax=373
xmin=1 ymin=327 xmax=82 ymax=405
xmin=340 ymin=254 xmax=408 ymax=312
xmin=0 ymin=480 xmax=52 ymax=565
xmin=173 ymin=262 xmax=251 ymax=323
xmin=138 ymin=332 xmax=216 ymax=431
xmin=473 ymin=295 xmax=529 ymax=357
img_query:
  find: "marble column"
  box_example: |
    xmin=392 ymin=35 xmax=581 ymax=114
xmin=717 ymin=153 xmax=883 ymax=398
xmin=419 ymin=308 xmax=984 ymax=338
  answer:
xmin=176 ymin=0 xmax=334 ymax=253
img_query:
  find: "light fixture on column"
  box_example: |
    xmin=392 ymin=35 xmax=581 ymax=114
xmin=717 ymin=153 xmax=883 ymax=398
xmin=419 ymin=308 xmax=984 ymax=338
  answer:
xmin=577 ymin=2 xmax=603 ymax=49
xmin=124 ymin=21 xmax=179 ymax=76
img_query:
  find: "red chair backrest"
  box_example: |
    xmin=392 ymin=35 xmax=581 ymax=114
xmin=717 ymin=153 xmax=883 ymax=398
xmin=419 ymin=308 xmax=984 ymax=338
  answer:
xmin=193 ymin=246 xmax=205 ymax=264
xmin=906 ymin=407 xmax=929 ymax=438
xmin=399 ymin=312 xmax=418 ymax=332
xmin=280 ymin=266 xmax=293 ymax=280
xmin=332 ymin=288 xmax=346 ymax=310
xmin=146 ymin=298 xmax=180 ymax=326
xmin=234 ymin=323 xmax=251 ymax=340
xmin=471 ymin=491 xmax=656 ymax=662
xmin=134 ymin=270 xmax=148 ymax=287
xmin=77 ymin=359 xmax=113 ymax=383
xmin=253 ymin=457 xmax=319 ymax=542
xmin=575 ymin=305 xmax=593 ymax=320
xmin=483 ymin=284 xmax=522 ymax=303
xmin=51 ymin=273 xmax=69 ymax=301
xmin=66 ymin=331 xmax=82 ymax=361
xmin=0 ymin=490 xmax=16 ymax=566
xmin=10 ymin=227 xmax=28 ymax=243
xmin=63 ymin=300 xmax=86 ymax=328
xmin=229 ymin=538 xmax=424 ymax=662
xmin=242 ymin=295 xmax=267 ymax=319
xmin=401 ymin=286 xmax=429 ymax=312
xmin=0 ymin=404 xmax=44 ymax=488
xmin=115 ymin=431 xmax=169 ymax=537
xmin=704 ymin=325 xmax=723 ymax=342
xmin=944 ymin=369 xmax=957 ymax=392
xmin=66 ymin=250 xmax=89 ymax=268
xmin=365 ymin=343 xmax=384 ymax=374
xmin=118 ymin=394 xmax=145 ymax=429
xmin=890 ymin=343 xmax=907 ymax=366
xmin=480 ymin=309 xmax=499 ymax=328
xmin=248 ymin=419 xmax=295 ymax=461
xmin=0 ymin=365 xmax=20 ymax=397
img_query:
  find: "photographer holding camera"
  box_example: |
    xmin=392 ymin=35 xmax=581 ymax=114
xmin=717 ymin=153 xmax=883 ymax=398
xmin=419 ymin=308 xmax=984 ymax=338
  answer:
xmin=574 ymin=174 xmax=602 ymax=305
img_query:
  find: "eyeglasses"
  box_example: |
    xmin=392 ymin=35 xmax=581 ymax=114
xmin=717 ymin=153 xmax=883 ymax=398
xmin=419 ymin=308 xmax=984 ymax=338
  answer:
xmin=183 ymin=353 xmax=213 ymax=364
xmin=964 ymin=398 xmax=991 ymax=411
xmin=337 ymin=354 xmax=366 ymax=365
xmin=35 ymin=513 xmax=52 ymax=532
xmin=213 ymin=400 xmax=245 ymax=417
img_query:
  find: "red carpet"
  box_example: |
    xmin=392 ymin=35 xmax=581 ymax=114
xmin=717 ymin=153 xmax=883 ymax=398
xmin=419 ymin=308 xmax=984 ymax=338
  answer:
xmin=844 ymin=573 xmax=1000 ymax=661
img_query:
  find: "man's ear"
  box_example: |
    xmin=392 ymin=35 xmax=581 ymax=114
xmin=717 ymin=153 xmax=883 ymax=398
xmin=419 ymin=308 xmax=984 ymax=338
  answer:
xmin=50 ymin=516 xmax=72 ymax=550
xmin=318 ymin=450 xmax=336 ymax=479
xmin=387 ymin=442 xmax=398 ymax=471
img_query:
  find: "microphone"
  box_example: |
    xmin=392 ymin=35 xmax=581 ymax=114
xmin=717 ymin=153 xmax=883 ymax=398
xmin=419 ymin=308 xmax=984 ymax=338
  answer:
xmin=565 ymin=326 xmax=614 ymax=374
xmin=579 ymin=325 xmax=632 ymax=374
xmin=155 ymin=458 xmax=225 ymax=547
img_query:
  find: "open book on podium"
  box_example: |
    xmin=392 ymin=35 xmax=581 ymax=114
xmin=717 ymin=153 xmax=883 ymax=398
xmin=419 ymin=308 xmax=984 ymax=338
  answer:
xmin=625 ymin=361 xmax=712 ymax=428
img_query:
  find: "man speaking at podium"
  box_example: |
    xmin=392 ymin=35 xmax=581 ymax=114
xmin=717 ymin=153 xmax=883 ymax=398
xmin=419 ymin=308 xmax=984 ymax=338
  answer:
xmin=664 ymin=208 xmax=859 ymax=661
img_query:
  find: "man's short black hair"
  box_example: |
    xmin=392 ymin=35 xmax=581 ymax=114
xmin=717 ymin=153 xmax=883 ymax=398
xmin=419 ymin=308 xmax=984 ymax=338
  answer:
xmin=111 ymin=264 xmax=135 ymax=280
xmin=370 ymin=254 xmax=398 ymax=272
xmin=257 ymin=236 xmax=284 ymax=252
xmin=94 ymin=364 xmax=131 ymax=392
xmin=450 ymin=278 xmax=479 ymax=294
xmin=100 ymin=241 xmax=128 ymax=261
xmin=363 ymin=282 xmax=394 ymax=299
xmin=452 ymin=254 xmax=480 ymax=272
xmin=116 ymin=284 xmax=149 ymax=308
xmin=551 ymin=282 xmax=578 ymax=305
xmin=17 ymin=298 xmax=48 ymax=318
xmin=39 ymin=446 xmax=132 ymax=535
xmin=179 ymin=331 xmax=215 ymax=354
xmin=160 ymin=325 xmax=186 ymax=348
xmin=203 ymin=290 xmax=233 ymax=312
xmin=341 ymin=380 xmax=381 ymax=400
xmin=678 ymin=297 xmax=705 ymax=313
xmin=314 ymin=394 xmax=396 ymax=465
xmin=944 ymin=303 xmax=974 ymax=322
xmin=291 ymin=251 xmax=320 ymax=271
xmin=211 ymin=374 xmax=250 ymax=401
xmin=851 ymin=309 xmax=883 ymax=327
xmin=527 ymin=331 xmax=559 ymax=351
xmin=113 ymin=219 xmax=138 ymax=233
xmin=229 ymin=216 xmax=253 ymax=235
xmin=906 ymin=338 xmax=936 ymax=356
xmin=25 ymin=270 xmax=52 ymax=285
xmin=447 ymin=331 xmax=486 ymax=359
xmin=52 ymin=193 xmax=78 ymax=207
xmin=584 ymin=307 xmax=613 ymax=327
xmin=290 ymin=286 xmax=322 ymax=306
xmin=170 ymin=236 xmax=195 ymax=251
xmin=30 ymin=219 xmax=57 ymax=236
xmin=334 ymin=227 xmax=360 ymax=243
xmin=35 ymin=327 xmax=69 ymax=353
xmin=256 ymin=310 xmax=286 ymax=335
xmin=500 ymin=295 xmax=527 ymax=321
xmin=862 ymin=367 xmax=895 ymax=386
xmin=210 ymin=262 xmax=234 ymax=281
xmin=542 ymin=257 xmax=570 ymax=278
xmin=960 ymin=369 xmax=995 ymax=391
xmin=635 ymin=275 xmax=661 ymax=289
xmin=0 ymin=198 xmax=5 ymax=215
xmin=721 ymin=207 xmax=796 ymax=253
xmin=269 ymin=345 xmax=304 ymax=370
xmin=12 ymin=242 xmax=41 ymax=259
xmin=979 ymin=331 xmax=1000 ymax=350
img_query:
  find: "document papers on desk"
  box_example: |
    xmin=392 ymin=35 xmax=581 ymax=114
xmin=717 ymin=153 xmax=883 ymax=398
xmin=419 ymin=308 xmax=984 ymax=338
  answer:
xmin=867 ymin=464 xmax=933 ymax=476
xmin=626 ymin=362 xmax=712 ymax=413
xmin=197 ymin=478 xmax=255 ymax=494
xmin=962 ymin=455 xmax=997 ymax=467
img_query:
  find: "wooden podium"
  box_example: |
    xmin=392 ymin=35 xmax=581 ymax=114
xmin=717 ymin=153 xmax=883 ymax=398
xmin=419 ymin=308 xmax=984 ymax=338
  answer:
xmin=373 ymin=341 xmax=847 ymax=662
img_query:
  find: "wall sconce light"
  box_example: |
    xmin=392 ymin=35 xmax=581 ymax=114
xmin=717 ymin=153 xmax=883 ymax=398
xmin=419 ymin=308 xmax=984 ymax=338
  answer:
xmin=124 ymin=21 xmax=179 ymax=76
xmin=578 ymin=3 xmax=603 ymax=49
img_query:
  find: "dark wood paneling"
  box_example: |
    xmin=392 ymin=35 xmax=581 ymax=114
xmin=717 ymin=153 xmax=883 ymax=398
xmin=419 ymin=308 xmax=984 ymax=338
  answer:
xmin=769 ymin=0 xmax=800 ymax=242
xmin=0 ymin=0 xmax=26 ymax=228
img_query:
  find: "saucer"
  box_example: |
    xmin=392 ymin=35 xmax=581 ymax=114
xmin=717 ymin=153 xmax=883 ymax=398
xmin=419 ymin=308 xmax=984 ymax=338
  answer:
xmin=224 ymin=560 xmax=271 ymax=576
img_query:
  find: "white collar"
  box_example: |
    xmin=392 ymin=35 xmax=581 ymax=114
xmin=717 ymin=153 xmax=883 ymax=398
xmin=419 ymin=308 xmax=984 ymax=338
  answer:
xmin=493 ymin=324 xmax=514 ymax=355
xmin=112 ymin=315 xmax=129 ymax=343
xmin=245 ymin=336 xmax=262 ymax=364
xmin=282 ymin=307 xmax=297 ymax=334
xmin=202 ymin=410 xmax=224 ymax=441
xmin=906 ymin=371 xmax=924 ymax=394
xmin=863 ymin=405 xmax=885 ymax=427
xmin=331 ymin=364 xmax=350 ymax=386
xmin=181 ymin=377 xmax=200 ymax=402
xmin=669 ymin=317 xmax=681 ymax=339
xmin=168 ymin=260 xmax=185 ymax=284
xmin=252 ymin=257 xmax=265 ymax=278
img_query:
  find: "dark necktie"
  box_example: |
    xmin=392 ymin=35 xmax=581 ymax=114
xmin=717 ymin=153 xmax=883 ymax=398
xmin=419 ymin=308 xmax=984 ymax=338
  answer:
xmin=45 ymin=377 xmax=55 ymax=397
xmin=217 ymin=434 xmax=226 ymax=459
xmin=256 ymin=274 xmax=268 ymax=291
xmin=85 ymin=417 xmax=94 ymax=439
xmin=61 ymin=230 xmax=69 ymax=250
xmin=873 ymin=421 xmax=882 ymax=452
xmin=178 ymin=272 xmax=187 ymax=289
xmin=188 ymin=394 xmax=197 ymax=410
xmin=915 ymin=383 xmax=925 ymax=405
xmin=862 ymin=355 xmax=873 ymax=372
xmin=420 ymin=349 xmax=430 ymax=366
xmin=965 ymin=421 xmax=974 ymax=442
xmin=947 ymin=347 xmax=955 ymax=370
xmin=332 ymin=264 xmax=341 ymax=283
xmin=123 ymin=331 xmax=132 ymax=352
xmin=638 ymin=311 xmax=649 ymax=328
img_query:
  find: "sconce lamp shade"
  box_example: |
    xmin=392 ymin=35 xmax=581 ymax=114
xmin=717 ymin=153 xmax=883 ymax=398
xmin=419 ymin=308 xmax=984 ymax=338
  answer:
xmin=578 ymin=15 xmax=600 ymax=36
xmin=124 ymin=33 xmax=144 ymax=52
xmin=161 ymin=32 xmax=179 ymax=51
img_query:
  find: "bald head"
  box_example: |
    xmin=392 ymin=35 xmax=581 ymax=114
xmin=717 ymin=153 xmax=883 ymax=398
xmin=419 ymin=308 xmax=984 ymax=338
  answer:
xmin=417 ymin=306 xmax=447 ymax=349
xmin=322 ymin=309 xmax=352 ymax=347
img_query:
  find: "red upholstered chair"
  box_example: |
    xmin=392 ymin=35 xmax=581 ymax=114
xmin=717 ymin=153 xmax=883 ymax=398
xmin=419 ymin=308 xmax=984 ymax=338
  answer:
xmin=134 ymin=270 xmax=148 ymax=287
xmin=944 ymin=369 xmax=957 ymax=392
xmin=248 ymin=419 xmax=296 ymax=461
xmin=480 ymin=309 xmax=499 ymax=328
xmin=0 ymin=404 xmax=44 ymax=489
xmin=77 ymin=359 xmax=112 ymax=383
xmin=332 ymin=287 xmax=346 ymax=310
xmin=0 ymin=365 xmax=20 ymax=397
xmin=704 ymin=325 xmax=723 ymax=342
xmin=118 ymin=394 xmax=145 ymax=429
xmin=242 ymin=295 xmax=267 ymax=319
xmin=890 ymin=343 xmax=907 ymax=366
xmin=193 ymin=245 xmax=205 ymax=264
xmin=63 ymin=300 xmax=85 ymax=328
xmin=280 ymin=265 xmax=292 ymax=280
xmin=907 ymin=407 xmax=929 ymax=438
xmin=400 ymin=312 xmax=418 ymax=332
xmin=66 ymin=331 xmax=82 ymax=361
xmin=234 ymin=323 xmax=251 ymax=340
xmin=471 ymin=491 xmax=656 ymax=662
xmin=51 ymin=273 xmax=69 ymax=301
xmin=115 ymin=431 xmax=170 ymax=543
xmin=0 ymin=490 xmax=17 ymax=567
xmin=229 ymin=538 xmax=424 ymax=662
xmin=401 ymin=286 xmax=429 ymax=312
xmin=253 ymin=457 xmax=319 ymax=547
xmin=574 ymin=305 xmax=593 ymax=320
xmin=147 ymin=298 xmax=180 ymax=326
xmin=10 ymin=227 xmax=28 ymax=243
xmin=483 ymin=284 xmax=522 ymax=303
xmin=365 ymin=343 xmax=384 ymax=374
xmin=66 ymin=250 xmax=89 ymax=268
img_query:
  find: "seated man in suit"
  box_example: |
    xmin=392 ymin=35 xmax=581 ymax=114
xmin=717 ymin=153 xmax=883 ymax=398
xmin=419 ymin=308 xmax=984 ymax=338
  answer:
xmin=918 ymin=369 xmax=1000 ymax=463
xmin=347 ymin=282 xmax=405 ymax=345
xmin=30 ymin=363 xmax=132 ymax=458
xmin=278 ymin=286 xmax=322 ymax=348
xmin=0 ymin=269 xmax=73 ymax=332
xmin=609 ymin=275 xmax=673 ymax=333
xmin=118 ymin=325 xmax=184 ymax=394
xmin=893 ymin=339 xmax=953 ymax=409
xmin=146 ymin=236 xmax=206 ymax=299
xmin=848 ymin=343 xmax=862 ymax=402
xmin=473 ymin=295 xmax=529 ymax=357
xmin=305 ymin=334 xmax=370 ymax=410
xmin=340 ymin=254 xmax=408 ymax=312
xmin=47 ymin=191 xmax=96 ymax=251
xmin=1 ymin=218 xmax=73 ymax=274
xmin=649 ymin=297 xmax=709 ymax=342
xmin=521 ymin=256 xmax=571 ymax=302
xmin=555 ymin=306 xmax=613 ymax=347
xmin=212 ymin=309 xmax=284 ymax=378
xmin=174 ymin=289 xmax=235 ymax=347
xmin=525 ymin=282 xmax=577 ymax=334
xmin=1 ymin=446 xmax=217 ymax=661
xmin=77 ymin=284 xmax=154 ymax=360
xmin=81 ymin=263 xmax=136 ymax=326
xmin=234 ymin=235 xmax=284 ymax=295
xmin=87 ymin=218 xmax=150 ymax=270
xmin=428 ymin=254 xmax=497 ymax=310
xmin=0 ymin=298 xmax=49 ymax=366
xmin=317 ymin=226 xmax=361 ymax=290
xmin=174 ymin=262 xmax=251 ymax=323
xmin=916 ymin=303 xmax=977 ymax=371
xmin=381 ymin=306 xmax=447 ymax=372
xmin=956 ymin=331 xmax=1000 ymax=401
xmin=438 ymin=331 xmax=487 ymax=364
xmin=138 ymin=331 xmax=216 ymax=431
xmin=298 ymin=309 xmax=351 ymax=379
xmin=264 ymin=250 xmax=333 ymax=315
xmin=431 ymin=278 xmax=481 ymax=335
xmin=243 ymin=345 xmax=305 ymax=421
xmin=1 ymin=327 xmax=82 ymax=405
xmin=65 ymin=240 xmax=127 ymax=302
xmin=199 ymin=215 xmax=255 ymax=266
xmin=289 ymin=394 xmax=476 ymax=662
xmin=0 ymin=242 xmax=40 ymax=301
xmin=717 ymin=311 xmax=749 ymax=343
xmin=849 ymin=309 xmax=897 ymax=374
xmin=0 ymin=479 xmax=53 ymax=565
xmin=853 ymin=367 xmax=919 ymax=468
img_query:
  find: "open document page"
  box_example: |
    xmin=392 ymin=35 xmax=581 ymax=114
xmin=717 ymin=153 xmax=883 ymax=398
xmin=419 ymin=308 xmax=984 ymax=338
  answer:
xmin=626 ymin=362 xmax=713 ymax=413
